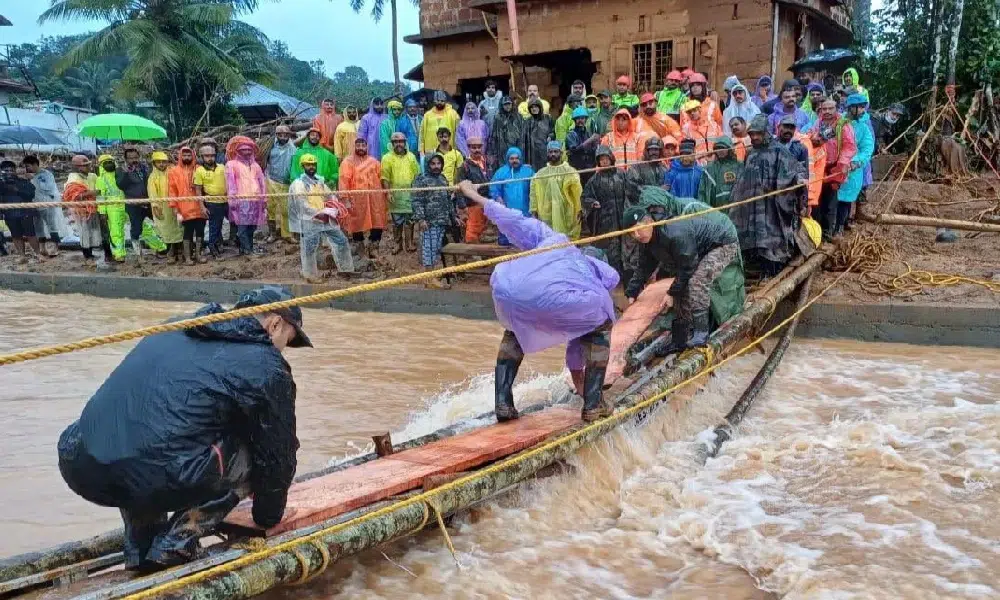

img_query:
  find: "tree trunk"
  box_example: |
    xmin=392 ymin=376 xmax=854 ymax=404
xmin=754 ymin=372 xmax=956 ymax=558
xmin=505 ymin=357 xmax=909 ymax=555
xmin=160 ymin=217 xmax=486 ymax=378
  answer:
xmin=852 ymin=0 xmax=872 ymax=48
xmin=391 ymin=0 xmax=400 ymax=93
xmin=927 ymin=0 xmax=946 ymax=120
xmin=946 ymin=0 xmax=965 ymax=86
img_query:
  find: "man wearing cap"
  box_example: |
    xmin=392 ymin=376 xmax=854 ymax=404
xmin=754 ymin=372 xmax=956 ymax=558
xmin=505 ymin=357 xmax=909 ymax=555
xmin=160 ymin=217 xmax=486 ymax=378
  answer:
xmin=57 ymin=287 xmax=308 ymax=571
xmin=265 ymin=125 xmax=297 ymax=242
xmin=530 ymin=140 xmax=583 ymax=238
xmin=455 ymin=136 xmax=492 ymax=242
xmin=636 ymin=92 xmax=682 ymax=141
xmin=698 ymin=137 xmax=745 ymax=208
xmin=517 ymin=84 xmax=551 ymax=118
xmin=872 ymin=102 xmax=906 ymax=153
xmin=774 ymin=116 xmax=816 ymax=215
xmin=656 ymin=70 xmax=687 ymax=120
xmin=591 ymin=90 xmax=616 ymax=136
xmin=665 ymin=138 xmax=704 ymax=198
xmin=627 ymin=136 xmax=669 ymax=196
xmin=727 ymin=114 xmax=804 ymax=276
xmin=290 ymin=154 xmax=355 ymax=281
xmin=565 ymin=106 xmax=601 ymax=186
xmin=421 ymin=91 xmax=460 ymax=155
xmin=612 ymin=75 xmax=640 ymax=113
xmin=95 ymin=154 xmax=129 ymax=261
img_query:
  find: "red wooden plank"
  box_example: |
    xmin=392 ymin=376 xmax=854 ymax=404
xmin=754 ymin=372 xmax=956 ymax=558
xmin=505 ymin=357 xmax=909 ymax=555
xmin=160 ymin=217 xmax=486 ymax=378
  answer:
xmin=223 ymin=407 xmax=580 ymax=536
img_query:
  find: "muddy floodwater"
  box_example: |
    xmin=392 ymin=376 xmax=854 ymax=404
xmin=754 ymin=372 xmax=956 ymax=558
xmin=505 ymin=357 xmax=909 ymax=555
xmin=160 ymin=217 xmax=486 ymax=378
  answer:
xmin=2 ymin=290 xmax=999 ymax=599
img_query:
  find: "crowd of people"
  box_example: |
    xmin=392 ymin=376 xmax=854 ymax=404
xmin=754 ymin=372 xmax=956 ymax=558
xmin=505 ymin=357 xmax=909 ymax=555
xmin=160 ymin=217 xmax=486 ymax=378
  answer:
xmin=0 ymin=69 xmax=906 ymax=289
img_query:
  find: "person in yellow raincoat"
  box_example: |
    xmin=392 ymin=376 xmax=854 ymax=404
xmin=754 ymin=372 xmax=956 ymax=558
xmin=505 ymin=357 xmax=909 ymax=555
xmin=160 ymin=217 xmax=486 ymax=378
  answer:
xmin=147 ymin=150 xmax=184 ymax=263
xmin=94 ymin=154 xmax=128 ymax=261
xmin=529 ymin=141 xmax=583 ymax=239
xmin=333 ymin=105 xmax=360 ymax=161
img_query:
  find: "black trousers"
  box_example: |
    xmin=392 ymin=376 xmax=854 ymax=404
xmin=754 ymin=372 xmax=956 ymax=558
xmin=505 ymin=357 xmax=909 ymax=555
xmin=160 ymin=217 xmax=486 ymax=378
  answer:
xmin=125 ymin=202 xmax=152 ymax=242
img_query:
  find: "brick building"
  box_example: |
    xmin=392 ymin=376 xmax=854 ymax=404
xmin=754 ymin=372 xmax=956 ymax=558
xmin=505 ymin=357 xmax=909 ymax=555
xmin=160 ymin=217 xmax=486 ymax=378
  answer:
xmin=404 ymin=0 xmax=852 ymax=105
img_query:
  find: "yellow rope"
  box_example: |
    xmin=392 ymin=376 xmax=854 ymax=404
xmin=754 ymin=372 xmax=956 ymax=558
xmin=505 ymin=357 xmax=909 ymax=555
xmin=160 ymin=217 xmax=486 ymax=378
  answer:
xmin=429 ymin=502 xmax=462 ymax=569
xmin=117 ymin=264 xmax=855 ymax=600
xmin=1 ymin=147 xmax=730 ymax=211
xmin=0 ymin=176 xmax=828 ymax=368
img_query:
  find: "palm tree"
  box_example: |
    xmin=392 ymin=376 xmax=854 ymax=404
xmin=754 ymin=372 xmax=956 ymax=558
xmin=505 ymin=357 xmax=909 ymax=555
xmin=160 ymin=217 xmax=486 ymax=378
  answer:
xmin=63 ymin=63 xmax=121 ymax=111
xmin=39 ymin=0 xmax=274 ymax=135
xmin=347 ymin=0 xmax=418 ymax=93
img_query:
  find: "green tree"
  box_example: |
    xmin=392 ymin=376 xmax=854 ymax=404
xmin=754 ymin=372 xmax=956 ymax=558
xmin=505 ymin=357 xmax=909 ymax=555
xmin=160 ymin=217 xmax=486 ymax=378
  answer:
xmin=62 ymin=63 xmax=121 ymax=111
xmin=345 ymin=0 xmax=418 ymax=93
xmin=38 ymin=0 xmax=276 ymax=137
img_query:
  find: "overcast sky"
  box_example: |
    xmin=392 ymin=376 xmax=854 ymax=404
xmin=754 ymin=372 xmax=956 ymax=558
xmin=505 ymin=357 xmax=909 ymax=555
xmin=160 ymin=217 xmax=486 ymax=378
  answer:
xmin=0 ymin=1 xmax=423 ymax=82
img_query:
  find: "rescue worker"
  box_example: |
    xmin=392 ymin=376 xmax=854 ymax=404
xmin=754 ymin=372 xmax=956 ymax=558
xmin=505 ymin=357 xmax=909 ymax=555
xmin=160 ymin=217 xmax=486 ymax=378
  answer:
xmin=57 ymin=287 xmax=309 ymax=572
xmin=455 ymin=180 xmax=619 ymax=423
xmin=624 ymin=186 xmax=743 ymax=352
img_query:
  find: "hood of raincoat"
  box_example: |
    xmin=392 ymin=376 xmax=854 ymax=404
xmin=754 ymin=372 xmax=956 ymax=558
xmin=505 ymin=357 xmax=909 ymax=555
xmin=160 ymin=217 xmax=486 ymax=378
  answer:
xmin=610 ymin=108 xmax=636 ymax=134
xmin=806 ymin=83 xmax=826 ymax=95
xmin=711 ymin=136 xmax=739 ymax=162
xmin=594 ymin=144 xmax=616 ymax=167
xmin=723 ymin=75 xmax=741 ymax=92
xmin=58 ymin=302 xmax=298 ymax=525
xmin=622 ymin=185 xmax=688 ymax=226
xmin=423 ymin=152 xmax=445 ymax=173
xmin=343 ymin=105 xmax=359 ymax=122
xmin=463 ymin=101 xmax=479 ymax=118
xmin=527 ymin=97 xmax=546 ymax=118
xmin=669 ymin=158 xmax=700 ymax=173
xmin=505 ymin=146 xmax=523 ymax=162
xmin=754 ymin=76 xmax=773 ymax=95
xmin=843 ymin=68 xmax=861 ymax=88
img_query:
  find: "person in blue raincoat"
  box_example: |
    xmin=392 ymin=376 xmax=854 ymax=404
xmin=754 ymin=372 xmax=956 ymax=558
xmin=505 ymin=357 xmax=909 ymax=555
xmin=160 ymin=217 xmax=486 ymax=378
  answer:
xmin=489 ymin=147 xmax=534 ymax=246
xmin=833 ymin=94 xmax=874 ymax=236
xmin=664 ymin=139 xmax=704 ymax=198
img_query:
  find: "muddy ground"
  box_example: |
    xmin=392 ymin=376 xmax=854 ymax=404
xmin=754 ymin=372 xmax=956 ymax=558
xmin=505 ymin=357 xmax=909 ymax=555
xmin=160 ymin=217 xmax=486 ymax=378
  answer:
xmin=2 ymin=179 xmax=997 ymax=306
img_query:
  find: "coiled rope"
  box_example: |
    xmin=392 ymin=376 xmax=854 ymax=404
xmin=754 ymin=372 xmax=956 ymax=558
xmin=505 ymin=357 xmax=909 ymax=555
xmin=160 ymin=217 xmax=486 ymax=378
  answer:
xmin=114 ymin=263 xmax=857 ymax=600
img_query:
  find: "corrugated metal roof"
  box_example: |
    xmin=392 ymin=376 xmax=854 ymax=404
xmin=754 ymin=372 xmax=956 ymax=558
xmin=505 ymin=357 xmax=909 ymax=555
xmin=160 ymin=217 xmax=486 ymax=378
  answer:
xmin=232 ymin=82 xmax=319 ymax=120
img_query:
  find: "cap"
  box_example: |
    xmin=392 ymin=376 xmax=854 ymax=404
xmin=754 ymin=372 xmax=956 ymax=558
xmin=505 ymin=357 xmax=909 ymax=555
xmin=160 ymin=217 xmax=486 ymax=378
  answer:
xmin=679 ymin=138 xmax=697 ymax=151
xmin=234 ymin=287 xmax=312 ymax=348
xmin=566 ymin=94 xmax=583 ymax=104
xmin=150 ymin=151 xmax=169 ymax=162
xmin=661 ymin=135 xmax=678 ymax=147
xmin=645 ymin=136 xmax=663 ymax=149
xmin=666 ymin=70 xmax=683 ymax=82
xmin=640 ymin=92 xmax=656 ymax=104
xmin=682 ymin=99 xmax=702 ymax=112
xmin=747 ymin=114 xmax=770 ymax=133
xmin=597 ymin=89 xmax=612 ymax=98
xmin=622 ymin=205 xmax=650 ymax=228
xmin=275 ymin=125 xmax=292 ymax=135
xmin=546 ymin=140 xmax=563 ymax=151
xmin=845 ymin=93 xmax=868 ymax=108
xmin=299 ymin=153 xmax=318 ymax=166
xmin=572 ymin=106 xmax=589 ymax=119
xmin=779 ymin=114 xmax=798 ymax=127
xmin=71 ymin=154 xmax=91 ymax=166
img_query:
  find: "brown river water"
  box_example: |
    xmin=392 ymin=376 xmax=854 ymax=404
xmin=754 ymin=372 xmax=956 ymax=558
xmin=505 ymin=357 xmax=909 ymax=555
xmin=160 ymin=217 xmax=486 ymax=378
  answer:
xmin=2 ymin=290 xmax=998 ymax=599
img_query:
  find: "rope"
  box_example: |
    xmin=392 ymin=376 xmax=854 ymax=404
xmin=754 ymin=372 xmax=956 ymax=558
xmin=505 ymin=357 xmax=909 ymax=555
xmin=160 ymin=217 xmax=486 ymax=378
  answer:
xmin=0 ymin=146 xmax=732 ymax=211
xmin=861 ymin=263 xmax=1000 ymax=298
xmin=0 ymin=173 xmax=833 ymax=368
xmin=116 ymin=263 xmax=856 ymax=600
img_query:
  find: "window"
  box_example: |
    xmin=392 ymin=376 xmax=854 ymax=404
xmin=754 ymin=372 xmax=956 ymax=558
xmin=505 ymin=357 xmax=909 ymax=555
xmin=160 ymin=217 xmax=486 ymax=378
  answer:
xmin=632 ymin=40 xmax=673 ymax=93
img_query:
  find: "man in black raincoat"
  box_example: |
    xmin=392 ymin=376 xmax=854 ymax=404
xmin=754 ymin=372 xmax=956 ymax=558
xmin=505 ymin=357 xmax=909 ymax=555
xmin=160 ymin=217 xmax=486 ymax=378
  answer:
xmin=582 ymin=145 xmax=631 ymax=279
xmin=626 ymin=136 xmax=668 ymax=198
xmin=521 ymin=98 xmax=555 ymax=172
xmin=57 ymin=287 xmax=308 ymax=571
xmin=727 ymin=114 xmax=804 ymax=277
xmin=487 ymin=96 xmax=524 ymax=170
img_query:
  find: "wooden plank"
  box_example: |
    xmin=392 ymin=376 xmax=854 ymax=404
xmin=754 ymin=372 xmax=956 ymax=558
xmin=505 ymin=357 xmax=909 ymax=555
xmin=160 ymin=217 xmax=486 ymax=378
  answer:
xmin=224 ymin=407 xmax=580 ymax=536
xmin=441 ymin=243 xmax=513 ymax=257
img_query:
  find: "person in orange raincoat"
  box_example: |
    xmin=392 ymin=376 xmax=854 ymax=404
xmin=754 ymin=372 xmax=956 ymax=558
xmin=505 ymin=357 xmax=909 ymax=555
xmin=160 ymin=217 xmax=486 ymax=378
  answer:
xmin=600 ymin=109 xmax=649 ymax=169
xmin=728 ymin=116 xmax=752 ymax=162
xmin=680 ymin=100 xmax=722 ymax=164
xmin=168 ymin=146 xmax=208 ymax=265
xmin=312 ymin=98 xmax=343 ymax=152
xmin=680 ymin=73 xmax=723 ymax=129
xmin=635 ymin=92 xmax=682 ymax=141
xmin=339 ymin=137 xmax=388 ymax=258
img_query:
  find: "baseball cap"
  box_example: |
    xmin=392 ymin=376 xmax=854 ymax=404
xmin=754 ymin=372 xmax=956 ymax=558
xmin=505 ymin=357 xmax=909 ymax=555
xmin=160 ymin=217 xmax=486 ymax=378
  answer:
xmin=234 ymin=287 xmax=313 ymax=348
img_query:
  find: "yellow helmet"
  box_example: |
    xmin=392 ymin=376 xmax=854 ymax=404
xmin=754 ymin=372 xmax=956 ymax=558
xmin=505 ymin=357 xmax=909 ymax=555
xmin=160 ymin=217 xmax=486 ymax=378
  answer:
xmin=801 ymin=216 xmax=822 ymax=247
xmin=151 ymin=151 xmax=169 ymax=162
xmin=682 ymin=99 xmax=702 ymax=113
xmin=299 ymin=153 xmax=318 ymax=166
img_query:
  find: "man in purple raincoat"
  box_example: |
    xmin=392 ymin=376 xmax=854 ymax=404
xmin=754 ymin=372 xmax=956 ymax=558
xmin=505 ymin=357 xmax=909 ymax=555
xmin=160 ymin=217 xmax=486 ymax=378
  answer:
xmin=356 ymin=97 xmax=389 ymax=158
xmin=456 ymin=180 xmax=619 ymax=423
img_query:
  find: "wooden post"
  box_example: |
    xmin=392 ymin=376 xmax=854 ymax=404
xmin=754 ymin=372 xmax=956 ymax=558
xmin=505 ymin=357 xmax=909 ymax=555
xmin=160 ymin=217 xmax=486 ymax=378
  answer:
xmin=372 ymin=432 xmax=394 ymax=457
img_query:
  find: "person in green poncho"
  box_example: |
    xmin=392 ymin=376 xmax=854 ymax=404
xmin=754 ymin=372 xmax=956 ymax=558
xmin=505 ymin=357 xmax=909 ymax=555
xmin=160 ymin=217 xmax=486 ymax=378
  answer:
xmin=591 ymin=90 xmax=615 ymax=135
xmin=291 ymin=127 xmax=339 ymax=186
xmin=94 ymin=154 xmax=129 ymax=261
xmin=656 ymin=70 xmax=687 ymax=120
xmin=623 ymin=185 xmax=745 ymax=352
xmin=612 ymin=75 xmax=640 ymax=112
xmin=697 ymin=137 xmax=745 ymax=208
xmin=555 ymin=94 xmax=585 ymax=145
xmin=380 ymin=132 xmax=420 ymax=253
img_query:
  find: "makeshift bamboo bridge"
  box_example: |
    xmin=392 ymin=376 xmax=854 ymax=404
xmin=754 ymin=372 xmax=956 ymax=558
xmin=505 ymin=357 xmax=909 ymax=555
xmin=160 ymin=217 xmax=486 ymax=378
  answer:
xmin=0 ymin=251 xmax=835 ymax=600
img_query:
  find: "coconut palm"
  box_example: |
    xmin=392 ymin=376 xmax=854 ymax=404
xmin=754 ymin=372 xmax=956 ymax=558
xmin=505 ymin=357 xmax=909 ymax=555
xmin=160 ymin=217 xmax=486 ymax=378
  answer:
xmin=347 ymin=0 xmax=418 ymax=93
xmin=63 ymin=63 xmax=121 ymax=111
xmin=39 ymin=0 xmax=274 ymax=134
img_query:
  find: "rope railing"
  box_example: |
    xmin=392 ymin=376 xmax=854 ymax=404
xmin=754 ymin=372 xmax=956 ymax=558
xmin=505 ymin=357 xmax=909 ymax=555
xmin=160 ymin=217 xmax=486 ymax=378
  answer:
xmin=1 ymin=145 xmax=734 ymax=211
xmin=0 ymin=171 xmax=833 ymax=368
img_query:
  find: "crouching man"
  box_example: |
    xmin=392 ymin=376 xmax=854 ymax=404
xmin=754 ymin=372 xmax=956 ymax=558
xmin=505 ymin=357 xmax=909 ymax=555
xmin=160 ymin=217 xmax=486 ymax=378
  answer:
xmin=455 ymin=180 xmax=619 ymax=423
xmin=57 ymin=287 xmax=308 ymax=571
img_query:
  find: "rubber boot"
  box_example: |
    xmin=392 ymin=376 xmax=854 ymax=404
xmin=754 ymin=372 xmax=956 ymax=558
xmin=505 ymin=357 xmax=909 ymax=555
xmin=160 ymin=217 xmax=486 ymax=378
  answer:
xmin=195 ymin=240 xmax=208 ymax=264
xmin=494 ymin=332 xmax=523 ymax=422
xmin=657 ymin=317 xmax=691 ymax=357
xmin=570 ymin=369 xmax=585 ymax=396
xmin=132 ymin=240 xmax=143 ymax=264
xmin=391 ymin=228 xmax=403 ymax=255
xmin=580 ymin=366 xmax=612 ymax=422
xmin=404 ymin=224 xmax=417 ymax=252
xmin=166 ymin=243 xmax=178 ymax=265
xmin=182 ymin=240 xmax=195 ymax=266
xmin=687 ymin=310 xmax=712 ymax=348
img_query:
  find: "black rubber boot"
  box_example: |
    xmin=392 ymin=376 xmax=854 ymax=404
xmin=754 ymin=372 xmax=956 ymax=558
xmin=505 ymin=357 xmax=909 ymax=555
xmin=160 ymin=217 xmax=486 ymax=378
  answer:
xmin=656 ymin=317 xmax=691 ymax=357
xmin=146 ymin=490 xmax=242 ymax=570
xmin=494 ymin=331 xmax=523 ymax=422
xmin=119 ymin=508 xmax=167 ymax=571
xmin=580 ymin=323 xmax=612 ymax=422
xmin=688 ymin=310 xmax=712 ymax=348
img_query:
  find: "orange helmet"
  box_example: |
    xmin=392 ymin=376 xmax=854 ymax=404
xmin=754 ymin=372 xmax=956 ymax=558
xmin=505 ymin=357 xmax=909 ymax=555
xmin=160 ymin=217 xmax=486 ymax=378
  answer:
xmin=681 ymin=68 xmax=696 ymax=79
xmin=688 ymin=73 xmax=708 ymax=85
xmin=666 ymin=70 xmax=684 ymax=82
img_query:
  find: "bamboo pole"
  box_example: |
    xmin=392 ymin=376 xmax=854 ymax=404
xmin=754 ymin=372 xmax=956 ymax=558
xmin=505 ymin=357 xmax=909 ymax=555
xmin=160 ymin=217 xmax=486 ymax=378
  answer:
xmin=868 ymin=213 xmax=1000 ymax=232
xmin=161 ymin=252 xmax=829 ymax=600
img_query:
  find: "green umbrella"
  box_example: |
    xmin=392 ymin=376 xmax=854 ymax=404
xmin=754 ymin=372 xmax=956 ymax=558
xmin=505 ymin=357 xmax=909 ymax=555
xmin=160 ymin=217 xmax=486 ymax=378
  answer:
xmin=76 ymin=113 xmax=168 ymax=141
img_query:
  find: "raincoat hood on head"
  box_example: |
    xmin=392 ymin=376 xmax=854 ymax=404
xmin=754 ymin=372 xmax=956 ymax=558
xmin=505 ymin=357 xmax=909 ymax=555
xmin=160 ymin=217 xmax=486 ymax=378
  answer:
xmin=723 ymin=76 xmax=741 ymax=92
xmin=611 ymin=108 xmax=635 ymax=131
xmin=176 ymin=146 xmax=194 ymax=167
xmin=387 ymin=99 xmax=403 ymax=111
xmin=405 ymin=99 xmax=418 ymax=108
xmin=98 ymin=154 xmax=115 ymax=170
xmin=343 ymin=105 xmax=358 ymax=121
xmin=712 ymin=136 xmax=735 ymax=150
xmin=527 ymin=97 xmax=545 ymax=116
xmin=226 ymin=135 xmax=258 ymax=161
xmin=622 ymin=185 xmax=687 ymax=227
xmin=748 ymin=114 xmax=770 ymax=133
xmin=505 ymin=146 xmax=523 ymax=161
xmin=806 ymin=83 xmax=826 ymax=95
xmin=571 ymin=106 xmax=589 ymax=120
xmin=843 ymin=68 xmax=861 ymax=87
xmin=595 ymin=144 xmax=616 ymax=166
xmin=464 ymin=101 xmax=479 ymax=117
xmin=845 ymin=93 xmax=868 ymax=108
xmin=730 ymin=84 xmax=750 ymax=101
xmin=424 ymin=152 xmax=445 ymax=172
xmin=755 ymin=75 xmax=773 ymax=90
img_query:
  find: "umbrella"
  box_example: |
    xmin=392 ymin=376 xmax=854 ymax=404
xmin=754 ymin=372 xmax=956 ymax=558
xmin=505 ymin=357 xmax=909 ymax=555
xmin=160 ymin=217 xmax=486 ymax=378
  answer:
xmin=0 ymin=125 xmax=68 ymax=146
xmin=76 ymin=113 xmax=167 ymax=141
xmin=789 ymin=48 xmax=858 ymax=72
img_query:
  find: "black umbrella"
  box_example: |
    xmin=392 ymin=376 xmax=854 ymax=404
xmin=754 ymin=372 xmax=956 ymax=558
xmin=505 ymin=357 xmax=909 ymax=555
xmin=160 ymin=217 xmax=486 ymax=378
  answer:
xmin=789 ymin=48 xmax=858 ymax=72
xmin=0 ymin=124 xmax=68 ymax=146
